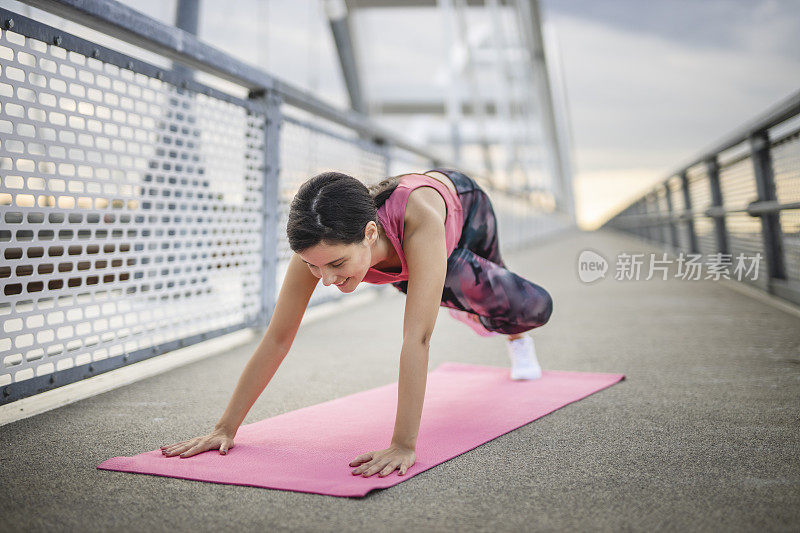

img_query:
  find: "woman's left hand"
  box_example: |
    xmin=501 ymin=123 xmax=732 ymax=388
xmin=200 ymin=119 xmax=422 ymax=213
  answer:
xmin=350 ymin=444 xmax=416 ymax=477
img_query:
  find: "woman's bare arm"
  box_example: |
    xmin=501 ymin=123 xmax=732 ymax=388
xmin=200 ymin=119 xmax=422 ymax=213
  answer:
xmin=390 ymin=203 xmax=448 ymax=450
xmin=163 ymin=252 xmax=320 ymax=458
xmin=214 ymin=252 xmax=320 ymax=435
xmin=349 ymin=194 xmax=447 ymax=476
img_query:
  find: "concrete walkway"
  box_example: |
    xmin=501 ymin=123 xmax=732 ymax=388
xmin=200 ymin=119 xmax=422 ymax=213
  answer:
xmin=2 ymin=227 xmax=799 ymax=532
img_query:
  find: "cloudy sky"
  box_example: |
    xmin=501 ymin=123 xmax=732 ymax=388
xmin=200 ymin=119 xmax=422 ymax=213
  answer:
xmin=6 ymin=0 xmax=799 ymax=229
xmin=541 ymin=0 xmax=800 ymax=227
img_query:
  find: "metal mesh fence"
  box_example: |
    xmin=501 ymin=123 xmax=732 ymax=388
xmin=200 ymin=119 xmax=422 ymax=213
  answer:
xmin=667 ymin=175 xmax=690 ymax=252
xmin=655 ymin=187 xmax=670 ymax=246
xmin=488 ymin=189 xmax=564 ymax=250
xmin=1 ymin=26 xmax=266 ymax=397
xmin=604 ymin=121 xmax=800 ymax=297
xmin=687 ymin=165 xmax=716 ymax=256
xmin=717 ymin=152 xmax=768 ymax=290
xmin=719 ymin=153 xmax=758 ymax=209
xmin=644 ymin=194 xmax=659 ymax=244
xmin=772 ymin=131 xmax=800 ymax=284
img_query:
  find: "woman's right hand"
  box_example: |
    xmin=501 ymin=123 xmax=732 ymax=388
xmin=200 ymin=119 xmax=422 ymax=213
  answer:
xmin=160 ymin=427 xmax=235 ymax=458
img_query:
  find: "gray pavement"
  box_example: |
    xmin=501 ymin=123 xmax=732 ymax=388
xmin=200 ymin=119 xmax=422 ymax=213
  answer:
xmin=2 ymin=227 xmax=799 ymax=532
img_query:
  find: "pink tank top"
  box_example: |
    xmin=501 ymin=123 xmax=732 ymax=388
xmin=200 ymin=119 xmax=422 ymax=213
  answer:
xmin=362 ymin=174 xmax=463 ymax=285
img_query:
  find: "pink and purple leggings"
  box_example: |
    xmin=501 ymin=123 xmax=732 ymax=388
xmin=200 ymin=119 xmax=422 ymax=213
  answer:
xmin=391 ymin=169 xmax=553 ymax=335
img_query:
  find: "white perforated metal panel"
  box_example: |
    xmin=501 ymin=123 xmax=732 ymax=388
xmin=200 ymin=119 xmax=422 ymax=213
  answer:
xmin=0 ymin=26 xmax=267 ymax=398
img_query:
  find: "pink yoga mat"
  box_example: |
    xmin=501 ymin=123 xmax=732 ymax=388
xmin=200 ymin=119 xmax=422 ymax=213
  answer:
xmin=98 ymin=362 xmax=625 ymax=497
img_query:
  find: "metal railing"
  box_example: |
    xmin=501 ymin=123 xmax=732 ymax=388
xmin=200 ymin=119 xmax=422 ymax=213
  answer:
xmin=601 ymin=89 xmax=800 ymax=306
xmin=0 ymin=0 xmax=570 ymax=404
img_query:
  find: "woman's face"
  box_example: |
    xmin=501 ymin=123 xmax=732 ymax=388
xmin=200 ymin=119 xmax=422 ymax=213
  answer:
xmin=297 ymin=221 xmax=379 ymax=293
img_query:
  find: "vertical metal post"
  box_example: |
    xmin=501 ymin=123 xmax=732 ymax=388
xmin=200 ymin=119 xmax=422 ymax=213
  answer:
xmin=748 ymin=131 xmax=786 ymax=282
xmin=631 ymin=201 xmax=640 ymax=239
xmin=515 ymin=0 xmax=569 ymax=212
xmin=636 ymin=199 xmax=643 ymax=239
xmin=640 ymin=195 xmax=651 ymax=242
xmin=647 ymin=194 xmax=658 ymax=243
xmin=488 ymin=0 xmax=518 ymax=187
xmin=664 ymin=182 xmax=679 ymax=253
xmin=638 ymin=201 xmax=646 ymax=239
xmin=253 ymin=89 xmax=283 ymax=327
xmin=454 ymin=0 xmax=493 ymax=174
xmin=543 ymin=22 xmax=576 ymax=225
xmin=173 ymin=0 xmax=200 ymax=80
xmin=705 ymin=156 xmax=729 ymax=255
xmin=324 ymin=0 xmax=366 ymax=114
xmin=656 ymin=192 xmax=667 ymax=246
xmin=680 ymin=170 xmax=699 ymax=254
xmin=175 ymin=0 xmax=200 ymax=33
xmin=438 ymin=0 xmax=463 ymax=164
xmin=649 ymin=193 xmax=662 ymax=245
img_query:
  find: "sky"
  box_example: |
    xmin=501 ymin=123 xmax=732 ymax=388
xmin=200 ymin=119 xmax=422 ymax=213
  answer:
xmin=540 ymin=0 xmax=800 ymax=228
xmin=4 ymin=0 xmax=799 ymax=229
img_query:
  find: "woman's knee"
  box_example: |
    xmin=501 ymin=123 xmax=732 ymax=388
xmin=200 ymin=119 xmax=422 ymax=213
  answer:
xmin=523 ymin=286 xmax=553 ymax=328
xmin=539 ymin=288 xmax=554 ymax=325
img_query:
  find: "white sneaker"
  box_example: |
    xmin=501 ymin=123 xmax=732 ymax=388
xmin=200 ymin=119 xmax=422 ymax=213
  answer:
xmin=506 ymin=334 xmax=542 ymax=380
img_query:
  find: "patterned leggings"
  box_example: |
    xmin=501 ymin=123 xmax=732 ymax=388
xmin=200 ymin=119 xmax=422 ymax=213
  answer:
xmin=391 ymin=168 xmax=553 ymax=335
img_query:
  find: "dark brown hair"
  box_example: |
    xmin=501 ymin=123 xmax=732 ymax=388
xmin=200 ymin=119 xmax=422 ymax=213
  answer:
xmin=286 ymin=172 xmax=404 ymax=253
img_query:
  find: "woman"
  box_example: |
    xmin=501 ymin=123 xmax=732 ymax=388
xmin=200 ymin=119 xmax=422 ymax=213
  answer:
xmin=160 ymin=169 xmax=553 ymax=479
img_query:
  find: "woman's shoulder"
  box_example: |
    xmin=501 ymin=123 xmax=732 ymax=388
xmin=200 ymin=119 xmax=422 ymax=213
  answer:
xmin=380 ymin=174 xmax=448 ymax=229
xmin=404 ymin=187 xmax=447 ymax=231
